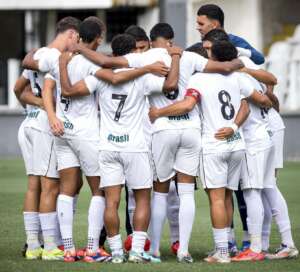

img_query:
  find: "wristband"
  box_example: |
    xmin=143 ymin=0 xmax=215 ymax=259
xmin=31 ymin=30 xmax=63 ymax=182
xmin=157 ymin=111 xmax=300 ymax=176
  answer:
xmin=230 ymin=123 xmax=238 ymax=133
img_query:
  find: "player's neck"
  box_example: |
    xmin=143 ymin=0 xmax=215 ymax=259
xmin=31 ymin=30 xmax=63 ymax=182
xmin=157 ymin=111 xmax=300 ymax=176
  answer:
xmin=47 ymin=36 xmax=68 ymax=52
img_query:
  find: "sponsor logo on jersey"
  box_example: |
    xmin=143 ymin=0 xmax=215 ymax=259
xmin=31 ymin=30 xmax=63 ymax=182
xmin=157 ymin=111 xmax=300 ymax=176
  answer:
xmin=168 ymin=113 xmax=190 ymax=121
xmin=107 ymin=133 xmax=129 ymax=143
xmin=27 ymin=110 xmax=40 ymax=119
xmin=226 ymin=131 xmax=241 ymax=143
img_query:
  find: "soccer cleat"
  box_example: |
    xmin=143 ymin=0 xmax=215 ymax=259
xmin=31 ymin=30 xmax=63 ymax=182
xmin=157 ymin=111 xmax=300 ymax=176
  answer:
xmin=171 ymin=241 xmax=180 ymax=255
xmin=128 ymin=250 xmax=151 ymax=263
xmin=177 ymin=253 xmax=194 ymax=263
xmin=124 ymin=234 xmax=151 ymax=252
xmin=41 ymin=248 xmax=64 ymax=260
xmin=241 ymin=240 xmax=251 ymax=252
xmin=76 ymin=247 xmax=86 ymax=259
xmin=231 ymin=248 xmax=265 ymax=262
xmin=110 ymin=253 xmax=126 ymax=264
xmin=57 ymin=245 xmax=64 ymax=251
xmin=228 ymin=241 xmax=239 ymax=257
xmin=64 ymin=250 xmax=79 ymax=262
xmin=83 ymin=248 xmax=112 ymax=263
xmin=204 ymin=250 xmax=230 ymax=263
xmin=265 ymin=244 xmax=299 ymax=260
xmin=25 ymin=247 xmax=43 ymax=260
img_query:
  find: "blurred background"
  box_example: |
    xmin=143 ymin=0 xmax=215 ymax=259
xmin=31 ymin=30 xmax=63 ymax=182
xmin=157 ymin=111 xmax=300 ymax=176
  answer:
xmin=0 ymin=0 xmax=300 ymax=159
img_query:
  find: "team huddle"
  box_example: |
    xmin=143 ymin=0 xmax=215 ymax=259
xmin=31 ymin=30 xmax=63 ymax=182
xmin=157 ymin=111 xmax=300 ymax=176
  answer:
xmin=15 ymin=3 xmax=298 ymax=264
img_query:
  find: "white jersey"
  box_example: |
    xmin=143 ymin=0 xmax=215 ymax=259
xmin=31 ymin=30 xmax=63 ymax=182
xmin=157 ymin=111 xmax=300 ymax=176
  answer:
xmin=125 ymin=49 xmax=208 ymax=133
xmin=187 ymin=72 xmax=254 ymax=154
xmin=84 ymin=69 xmax=165 ymax=152
xmin=268 ymin=108 xmax=285 ymax=132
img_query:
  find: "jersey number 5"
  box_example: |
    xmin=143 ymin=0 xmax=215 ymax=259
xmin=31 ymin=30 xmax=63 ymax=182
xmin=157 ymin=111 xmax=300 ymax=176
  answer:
xmin=112 ymin=94 xmax=128 ymax=122
xmin=218 ymin=90 xmax=235 ymax=120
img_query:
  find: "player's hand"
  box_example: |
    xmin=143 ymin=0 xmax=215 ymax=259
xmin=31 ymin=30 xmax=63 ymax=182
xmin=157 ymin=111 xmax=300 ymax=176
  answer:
xmin=68 ymin=42 xmax=81 ymax=53
xmin=148 ymin=107 xmax=160 ymax=123
xmin=49 ymin=116 xmax=64 ymax=136
xmin=59 ymin=52 xmax=73 ymax=66
xmin=167 ymin=45 xmax=183 ymax=57
xmin=215 ymin=127 xmax=234 ymax=140
xmin=147 ymin=61 xmax=169 ymax=77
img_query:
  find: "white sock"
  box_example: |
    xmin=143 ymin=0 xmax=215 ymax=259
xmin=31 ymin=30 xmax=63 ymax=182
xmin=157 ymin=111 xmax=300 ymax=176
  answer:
xmin=23 ymin=212 xmax=41 ymax=250
xmin=57 ymin=194 xmax=75 ymax=252
xmin=107 ymin=234 xmax=123 ymax=256
xmin=73 ymin=194 xmax=79 ymax=215
xmin=213 ymin=228 xmax=228 ymax=255
xmin=54 ymin=213 xmax=63 ymax=247
xmin=149 ymin=192 xmax=168 ymax=255
xmin=127 ymin=189 xmax=135 ymax=229
xmin=132 ymin=231 xmax=148 ymax=253
xmin=262 ymin=193 xmax=272 ymax=251
xmin=167 ymin=181 xmax=180 ymax=244
xmin=39 ymin=212 xmax=57 ymax=251
xmin=177 ymin=183 xmax=195 ymax=256
xmin=87 ymin=196 xmax=105 ymax=252
xmin=226 ymin=227 xmax=236 ymax=244
xmin=242 ymin=231 xmax=250 ymax=242
xmin=263 ymin=186 xmax=294 ymax=247
xmin=243 ymin=189 xmax=263 ymax=253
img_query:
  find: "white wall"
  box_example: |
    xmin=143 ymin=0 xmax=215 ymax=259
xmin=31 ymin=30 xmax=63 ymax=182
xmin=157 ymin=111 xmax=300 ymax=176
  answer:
xmin=187 ymin=0 xmax=263 ymax=50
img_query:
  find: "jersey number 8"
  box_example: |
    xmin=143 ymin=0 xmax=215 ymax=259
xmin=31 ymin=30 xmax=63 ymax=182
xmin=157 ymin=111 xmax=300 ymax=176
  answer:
xmin=218 ymin=90 xmax=235 ymax=120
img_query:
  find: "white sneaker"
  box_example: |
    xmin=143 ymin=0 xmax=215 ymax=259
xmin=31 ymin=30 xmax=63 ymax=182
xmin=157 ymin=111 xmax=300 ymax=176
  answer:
xmin=204 ymin=250 xmax=231 ymax=263
xmin=265 ymin=244 xmax=299 ymax=260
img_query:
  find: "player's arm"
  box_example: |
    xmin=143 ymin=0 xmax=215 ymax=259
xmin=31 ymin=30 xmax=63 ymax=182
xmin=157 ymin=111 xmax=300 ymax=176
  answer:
xmin=204 ymin=58 xmax=244 ymax=74
xmin=75 ymin=43 xmax=128 ymax=68
xmin=215 ymin=99 xmax=250 ymax=140
xmin=247 ymin=90 xmax=273 ymax=108
xmin=94 ymin=62 xmax=169 ymax=85
xmin=22 ymin=50 xmax=39 ymax=71
xmin=13 ymin=75 xmax=30 ymax=108
xmin=20 ymin=86 xmax=44 ymax=109
xmin=148 ymin=88 xmax=200 ymax=123
xmin=43 ymin=78 xmax=64 ymax=136
xmin=240 ymin=67 xmax=277 ymax=85
xmin=265 ymin=85 xmax=280 ymax=112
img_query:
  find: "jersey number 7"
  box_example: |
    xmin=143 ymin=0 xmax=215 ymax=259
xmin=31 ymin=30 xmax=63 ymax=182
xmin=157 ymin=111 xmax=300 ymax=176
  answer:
xmin=112 ymin=94 xmax=128 ymax=122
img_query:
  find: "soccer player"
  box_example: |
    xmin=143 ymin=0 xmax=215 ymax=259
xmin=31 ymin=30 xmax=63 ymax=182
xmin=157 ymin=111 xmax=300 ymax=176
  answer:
xmin=125 ymin=25 xmax=150 ymax=52
xmin=193 ymin=4 xmax=265 ymax=64
xmin=59 ymin=33 xmax=178 ymax=263
xmin=149 ymin=40 xmax=272 ymax=263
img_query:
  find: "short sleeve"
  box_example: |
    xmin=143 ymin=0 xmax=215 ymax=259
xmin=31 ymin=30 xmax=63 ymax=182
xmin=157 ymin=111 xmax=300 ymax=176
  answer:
xmin=143 ymin=74 xmax=165 ymax=95
xmin=187 ymin=51 xmax=208 ymax=72
xmin=239 ymin=56 xmax=260 ymax=70
xmin=22 ymin=69 xmax=29 ymax=79
xmin=36 ymin=48 xmax=59 ymax=73
xmin=124 ymin=53 xmax=144 ymax=68
xmin=84 ymin=75 xmax=102 ymax=94
xmin=237 ymin=73 xmax=254 ymax=98
xmin=187 ymin=74 xmax=202 ymax=95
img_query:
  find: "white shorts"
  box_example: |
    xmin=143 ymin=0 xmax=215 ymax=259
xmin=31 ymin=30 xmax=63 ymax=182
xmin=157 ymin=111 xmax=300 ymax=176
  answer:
xmin=271 ymin=129 xmax=284 ymax=169
xmin=240 ymin=146 xmax=276 ymax=190
xmin=18 ymin=125 xmax=59 ymax=178
xmin=54 ymin=137 xmax=100 ymax=176
xmin=152 ymin=128 xmax=201 ymax=182
xmin=199 ymin=150 xmax=245 ymax=190
xmin=99 ymin=151 xmax=152 ymax=190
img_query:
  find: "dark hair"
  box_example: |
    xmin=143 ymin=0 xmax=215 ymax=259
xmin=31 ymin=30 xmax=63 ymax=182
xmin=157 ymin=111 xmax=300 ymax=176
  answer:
xmin=125 ymin=25 xmax=149 ymax=42
xmin=111 ymin=34 xmax=136 ymax=56
xmin=56 ymin=16 xmax=81 ymax=34
xmin=150 ymin=23 xmax=174 ymax=41
xmin=80 ymin=19 xmax=102 ymax=43
xmin=197 ymin=4 xmax=224 ymax=27
xmin=211 ymin=40 xmax=237 ymax=62
xmin=185 ymin=44 xmax=208 ymax=58
xmin=84 ymin=16 xmax=106 ymax=34
xmin=203 ymin=29 xmax=229 ymax=44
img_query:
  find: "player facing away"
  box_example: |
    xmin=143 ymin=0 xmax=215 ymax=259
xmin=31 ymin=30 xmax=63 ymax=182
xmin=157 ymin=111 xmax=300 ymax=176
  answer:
xmin=59 ymin=33 xmax=177 ymax=263
xmin=149 ymin=40 xmax=272 ymax=263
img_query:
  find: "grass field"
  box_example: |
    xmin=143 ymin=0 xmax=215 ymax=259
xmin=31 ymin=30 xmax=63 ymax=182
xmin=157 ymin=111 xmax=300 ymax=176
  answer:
xmin=0 ymin=159 xmax=299 ymax=272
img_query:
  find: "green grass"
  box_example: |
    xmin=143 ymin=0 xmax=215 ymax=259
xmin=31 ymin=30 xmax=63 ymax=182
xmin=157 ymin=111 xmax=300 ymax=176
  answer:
xmin=0 ymin=159 xmax=299 ymax=271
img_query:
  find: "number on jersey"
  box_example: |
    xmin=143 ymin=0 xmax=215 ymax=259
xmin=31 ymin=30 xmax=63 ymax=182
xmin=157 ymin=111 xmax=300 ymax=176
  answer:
xmin=60 ymin=95 xmax=70 ymax=112
xmin=112 ymin=94 xmax=128 ymax=122
xmin=218 ymin=90 xmax=235 ymax=120
xmin=164 ymin=89 xmax=179 ymax=100
xmin=33 ymin=72 xmax=42 ymax=97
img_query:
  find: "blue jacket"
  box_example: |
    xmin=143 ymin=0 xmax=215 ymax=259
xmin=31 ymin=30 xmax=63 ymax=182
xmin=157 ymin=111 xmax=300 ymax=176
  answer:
xmin=186 ymin=34 xmax=265 ymax=65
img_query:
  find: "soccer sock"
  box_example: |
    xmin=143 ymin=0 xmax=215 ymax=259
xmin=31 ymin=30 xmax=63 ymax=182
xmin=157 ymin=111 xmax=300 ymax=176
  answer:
xmin=262 ymin=193 xmax=272 ymax=251
xmin=263 ymin=186 xmax=295 ymax=247
xmin=242 ymin=231 xmax=251 ymax=242
xmin=213 ymin=228 xmax=228 ymax=256
xmin=177 ymin=183 xmax=195 ymax=256
xmin=57 ymin=194 xmax=75 ymax=252
xmin=127 ymin=188 xmax=135 ymax=230
xmin=54 ymin=213 xmax=63 ymax=247
xmin=149 ymin=192 xmax=168 ymax=255
xmin=23 ymin=212 xmax=41 ymax=250
xmin=73 ymin=194 xmax=79 ymax=215
xmin=243 ymin=189 xmax=263 ymax=253
xmin=132 ymin=231 xmax=148 ymax=253
xmin=107 ymin=234 xmax=123 ymax=256
xmin=39 ymin=212 xmax=58 ymax=251
xmin=87 ymin=196 xmax=105 ymax=252
xmin=226 ymin=227 xmax=236 ymax=244
xmin=167 ymin=180 xmax=180 ymax=244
